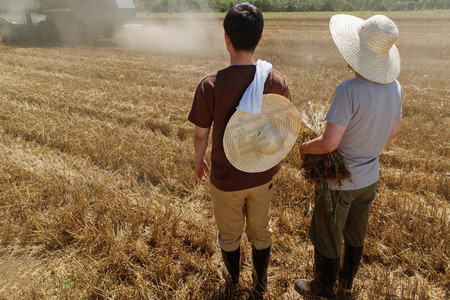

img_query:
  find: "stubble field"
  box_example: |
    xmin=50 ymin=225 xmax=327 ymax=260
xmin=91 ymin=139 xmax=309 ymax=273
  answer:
xmin=0 ymin=11 xmax=448 ymax=299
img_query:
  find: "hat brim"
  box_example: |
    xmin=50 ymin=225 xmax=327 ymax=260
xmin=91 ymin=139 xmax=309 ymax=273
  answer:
xmin=330 ymin=14 xmax=400 ymax=84
xmin=224 ymin=94 xmax=301 ymax=173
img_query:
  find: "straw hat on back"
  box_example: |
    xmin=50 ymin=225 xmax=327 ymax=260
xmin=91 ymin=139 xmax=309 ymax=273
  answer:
xmin=224 ymin=94 xmax=301 ymax=173
xmin=330 ymin=14 xmax=400 ymax=84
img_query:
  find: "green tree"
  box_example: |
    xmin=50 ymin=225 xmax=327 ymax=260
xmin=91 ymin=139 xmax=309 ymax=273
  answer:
xmin=320 ymin=0 xmax=335 ymax=11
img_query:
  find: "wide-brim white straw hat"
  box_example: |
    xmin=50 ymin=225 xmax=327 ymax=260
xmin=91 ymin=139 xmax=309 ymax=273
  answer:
xmin=224 ymin=94 xmax=301 ymax=173
xmin=330 ymin=14 xmax=400 ymax=84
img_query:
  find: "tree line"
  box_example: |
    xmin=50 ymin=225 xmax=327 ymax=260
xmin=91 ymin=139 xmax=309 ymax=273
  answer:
xmin=134 ymin=0 xmax=449 ymax=12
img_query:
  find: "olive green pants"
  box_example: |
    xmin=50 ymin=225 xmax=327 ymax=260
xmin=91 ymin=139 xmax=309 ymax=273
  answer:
xmin=309 ymin=182 xmax=378 ymax=259
xmin=210 ymin=180 xmax=274 ymax=252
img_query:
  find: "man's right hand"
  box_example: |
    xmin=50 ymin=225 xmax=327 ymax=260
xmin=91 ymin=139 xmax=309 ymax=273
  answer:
xmin=195 ymin=160 xmax=209 ymax=181
xmin=193 ymin=126 xmax=211 ymax=182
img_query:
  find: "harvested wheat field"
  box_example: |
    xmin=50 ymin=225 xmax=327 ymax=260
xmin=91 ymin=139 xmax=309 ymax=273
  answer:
xmin=0 ymin=11 xmax=448 ymax=299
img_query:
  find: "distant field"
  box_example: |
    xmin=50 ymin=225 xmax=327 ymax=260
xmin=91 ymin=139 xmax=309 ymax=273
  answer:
xmin=0 ymin=11 xmax=448 ymax=299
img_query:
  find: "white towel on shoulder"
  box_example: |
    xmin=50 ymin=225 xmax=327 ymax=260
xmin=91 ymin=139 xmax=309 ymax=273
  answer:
xmin=236 ymin=59 xmax=273 ymax=114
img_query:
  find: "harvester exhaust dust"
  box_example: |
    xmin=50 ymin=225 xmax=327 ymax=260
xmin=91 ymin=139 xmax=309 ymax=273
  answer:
xmin=0 ymin=0 xmax=140 ymax=45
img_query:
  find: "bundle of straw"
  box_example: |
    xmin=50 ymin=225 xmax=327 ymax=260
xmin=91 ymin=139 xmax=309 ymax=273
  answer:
xmin=297 ymin=102 xmax=351 ymax=187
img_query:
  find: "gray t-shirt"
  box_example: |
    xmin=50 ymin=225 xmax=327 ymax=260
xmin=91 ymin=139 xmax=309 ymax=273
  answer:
xmin=325 ymin=76 xmax=402 ymax=190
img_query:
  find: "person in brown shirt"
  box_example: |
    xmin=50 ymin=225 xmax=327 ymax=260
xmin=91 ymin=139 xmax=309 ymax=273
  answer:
xmin=188 ymin=2 xmax=291 ymax=296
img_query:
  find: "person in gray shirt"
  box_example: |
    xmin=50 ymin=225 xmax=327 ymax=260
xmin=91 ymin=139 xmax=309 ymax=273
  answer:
xmin=294 ymin=14 xmax=402 ymax=299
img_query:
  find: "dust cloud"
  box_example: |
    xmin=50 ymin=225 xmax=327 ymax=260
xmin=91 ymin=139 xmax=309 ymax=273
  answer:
xmin=0 ymin=0 xmax=29 ymax=13
xmin=0 ymin=0 xmax=225 ymax=54
xmin=115 ymin=14 xmax=225 ymax=55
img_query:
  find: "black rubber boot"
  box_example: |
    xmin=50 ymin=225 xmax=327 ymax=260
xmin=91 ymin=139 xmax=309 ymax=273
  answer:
xmin=252 ymin=245 xmax=271 ymax=295
xmin=339 ymin=243 xmax=363 ymax=294
xmin=221 ymin=247 xmax=241 ymax=284
xmin=294 ymin=248 xmax=339 ymax=299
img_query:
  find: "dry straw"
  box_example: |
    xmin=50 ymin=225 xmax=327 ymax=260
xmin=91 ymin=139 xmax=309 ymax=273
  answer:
xmin=0 ymin=13 xmax=448 ymax=299
xmin=289 ymin=103 xmax=352 ymax=223
xmin=295 ymin=102 xmax=351 ymax=187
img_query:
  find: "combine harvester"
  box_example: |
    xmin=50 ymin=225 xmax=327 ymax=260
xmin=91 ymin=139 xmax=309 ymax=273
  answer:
xmin=0 ymin=0 xmax=140 ymax=45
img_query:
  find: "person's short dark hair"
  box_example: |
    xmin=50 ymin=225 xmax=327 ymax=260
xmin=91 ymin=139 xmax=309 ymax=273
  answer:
xmin=223 ymin=2 xmax=264 ymax=52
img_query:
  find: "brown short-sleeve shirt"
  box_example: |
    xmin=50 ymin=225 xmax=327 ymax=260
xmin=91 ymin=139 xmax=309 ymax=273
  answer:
xmin=188 ymin=65 xmax=291 ymax=191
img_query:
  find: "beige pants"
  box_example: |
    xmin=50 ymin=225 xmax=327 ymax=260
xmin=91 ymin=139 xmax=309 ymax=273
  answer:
xmin=210 ymin=181 xmax=274 ymax=252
